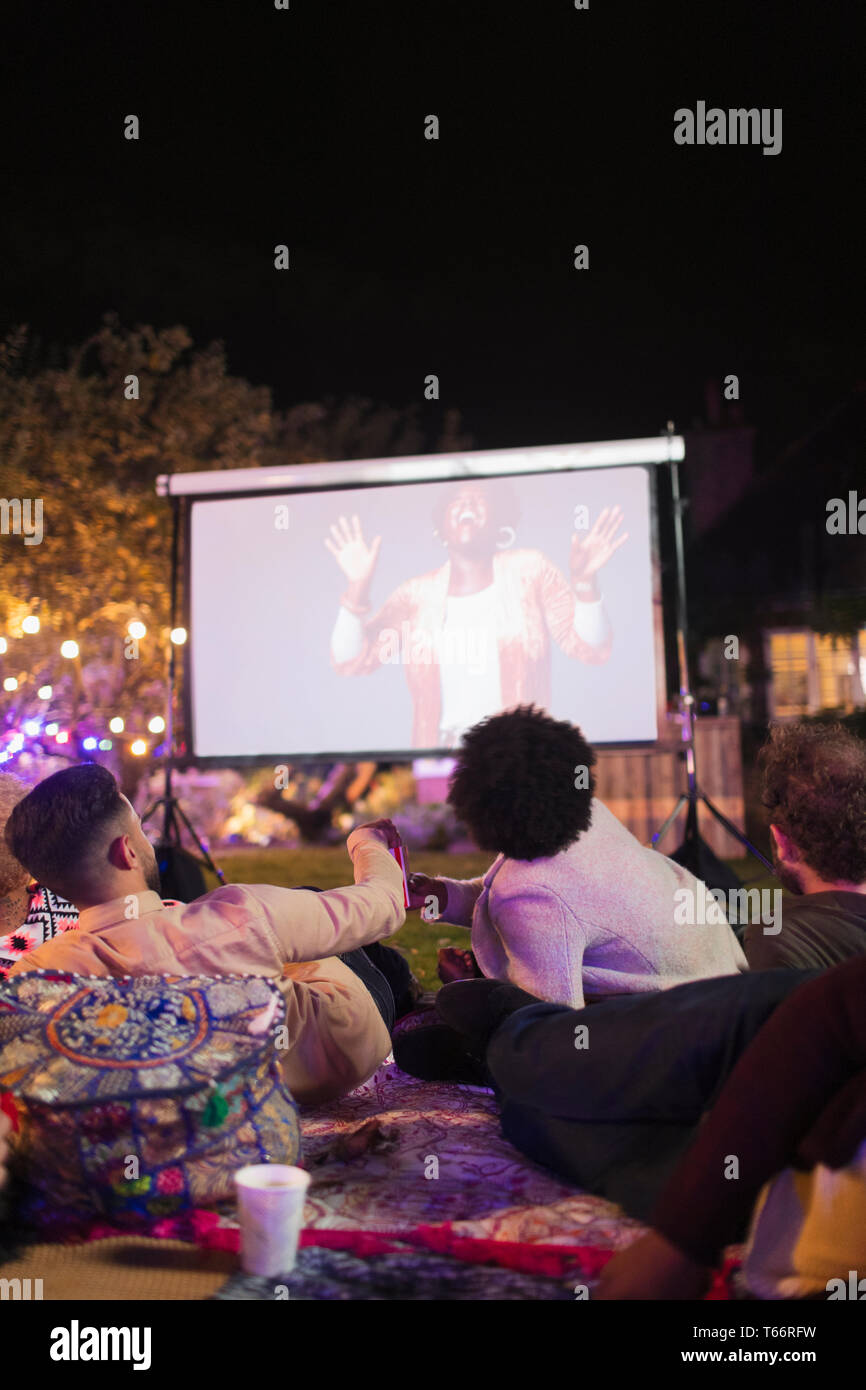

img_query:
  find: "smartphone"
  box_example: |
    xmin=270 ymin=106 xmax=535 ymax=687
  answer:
xmin=390 ymin=844 xmax=411 ymax=908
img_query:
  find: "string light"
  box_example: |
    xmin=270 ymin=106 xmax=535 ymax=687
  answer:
xmin=22 ymin=616 xmax=40 ymax=634
xmin=55 ymin=731 xmax=70 ymax=745
xmin=128 ymin=621 xmax=147 ymax=640
xmin=60 ymin=640 xmax=79 ymax=659
xmin=130 ymin=739 xmax=147 ymax=756
xmin=170 ymin=627 xmax=187 ymax=645
xmin=3 ymin=677 xmax=17 ymax=692
xmin=109 ymin=716 xmax=125 ymax=733
xmin=38 ymin=684 xmax=52 ymax=699
xmin=45 ymin=722 xmax=59 ymax=736
xmin=148 ymin=715 xmax=166 ymax=734
xmin=82 ymin=737 xmax=98 ymax=751
xmin=0 ymin=638 xmax=7 ymax=654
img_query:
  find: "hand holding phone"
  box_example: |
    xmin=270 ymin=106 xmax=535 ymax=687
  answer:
xmin=390 ymin=844 xmax=411 ymax=908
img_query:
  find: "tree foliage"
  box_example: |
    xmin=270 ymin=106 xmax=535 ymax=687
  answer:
xmin=0 ymin=316 xmax=471 ymax=752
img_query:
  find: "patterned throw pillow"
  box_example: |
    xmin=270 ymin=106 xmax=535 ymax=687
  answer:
xmin=0 ymin=970 xmax=301 ymax=1232
xmin=0 ymin=884 xmax=79 ymax=981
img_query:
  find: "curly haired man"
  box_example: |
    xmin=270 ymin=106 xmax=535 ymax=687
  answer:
xmin=745 ymin=721 xmax=866 ymax=971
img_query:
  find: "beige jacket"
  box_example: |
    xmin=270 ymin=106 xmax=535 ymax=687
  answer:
xmin=10 ymin=829 xmax=405 ymax=1106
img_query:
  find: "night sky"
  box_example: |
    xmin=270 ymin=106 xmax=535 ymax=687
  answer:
xmin=2 ymin=0 xmax=862 ymax=457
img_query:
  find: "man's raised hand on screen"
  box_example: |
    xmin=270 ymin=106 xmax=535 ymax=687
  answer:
xmin=325 ymin=514 xmax=382 ymax=604
xmin=570 ymin=505 xmax=628 ymax=597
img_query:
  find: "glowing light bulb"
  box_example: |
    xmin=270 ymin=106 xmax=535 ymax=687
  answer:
xmin=0 ymin=637 xmax=7 ymax=654
xmin=128 ymin=621 xmax=147 ymax=640
xmin=130 ymin=739 xmax=147 ymax=757
xmin=148 ymin=715 xmax=166 ymax=734
xmin=23 ymin=720 xmax=40 ymax=736
xmin=60 ymin=640 xmax=79 ymax=659
xmin=3 ymin=677 xmax=18 ymax=692
xmin=170 ymin=627 xmax=188 ymax=645
xmin=55 ymin=730 xmax=70 ymax=745
xmin=45 ymin=722 xmax=59 ymax=736
xmin=82 ymin=737 xmax=98 ymax=751
xmin=109 ymin=716 xmax=125 ymax=733
xmin=22 ymin=615 xmax=40 ymax=634
xmin=38 ymin=684 xmax=52 ymax=699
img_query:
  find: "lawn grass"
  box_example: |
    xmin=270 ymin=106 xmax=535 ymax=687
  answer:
xmin=202 ymin=846 xmax=780 ymax=988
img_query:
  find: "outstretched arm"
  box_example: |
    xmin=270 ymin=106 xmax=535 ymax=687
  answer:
xmin=541 ymin=507 xmax=627 ymax=662
xmin=325 ymin=514 xmax=412 ymax=674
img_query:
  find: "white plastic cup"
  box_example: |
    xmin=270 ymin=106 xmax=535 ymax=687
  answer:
xmin=234 ymin=1164 xmax=311 ymax=1277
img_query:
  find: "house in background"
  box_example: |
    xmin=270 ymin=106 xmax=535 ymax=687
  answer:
xmin=682 ymin=385 xmax=866 ymax=726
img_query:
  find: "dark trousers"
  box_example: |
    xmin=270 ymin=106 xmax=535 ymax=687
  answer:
xmin=486 ymin=968 xmax=820 ymax=1221
xmin=293 ymin=885 xmax=413 ymax=1034
xmin=339 ymin=942 xmax=414 ymax=1033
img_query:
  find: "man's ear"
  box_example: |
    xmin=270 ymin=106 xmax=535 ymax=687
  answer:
xmin=770 ymin=824 xmax=798 ymax=863
xmin=107 ymin=833 xmax=137 ymax=871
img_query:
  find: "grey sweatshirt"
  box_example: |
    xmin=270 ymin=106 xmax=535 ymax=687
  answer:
xmin=438 ymin=798 xmax=748 ymax=1008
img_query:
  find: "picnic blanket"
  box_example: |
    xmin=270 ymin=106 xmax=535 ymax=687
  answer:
xmin=1 ymin=1053 xmax=744 ymax=1298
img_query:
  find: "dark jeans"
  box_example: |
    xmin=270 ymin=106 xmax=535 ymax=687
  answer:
xmin=486 ymin=967 xmax=820 ymax=1221
xmin=339 ymin=942 xmax=415 ymax=1033
xmin=293 ymin=885 xmax=413 ymax=1033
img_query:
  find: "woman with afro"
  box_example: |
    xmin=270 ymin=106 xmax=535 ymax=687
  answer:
xmin=408 ymin=705 xmax=746 ymax=1007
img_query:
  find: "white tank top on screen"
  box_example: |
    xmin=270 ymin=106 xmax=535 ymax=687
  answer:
xmin=437 ymin=584 xmax=502 ymax=743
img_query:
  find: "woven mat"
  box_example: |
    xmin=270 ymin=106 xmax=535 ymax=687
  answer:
xmin=0 ymin=1237 xmax=236 ymax=1300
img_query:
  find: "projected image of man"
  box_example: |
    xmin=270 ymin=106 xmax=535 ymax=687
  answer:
xmin=326 ymin=482 xmax=627 ymax=748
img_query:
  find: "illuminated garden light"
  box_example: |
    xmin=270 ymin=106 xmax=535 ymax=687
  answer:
xmin=109 ymin=716 xmax=125 ymax=733
xmin=60 ymin=640 xmax=79 ymax=659
xmin=130 ymin=739 xmax=148 ymax=757
xmin=170 ymin=627 xmax=188 ymax=645
xmin=38 ymin=684 xmax=53 ymax=699
xmin=148 ymin=715 xmax=166 ymax=734
xmin=128 ymin=621 xmax=147 ymax=640
xmin=3 ymin=677 xmax=18 ymax=692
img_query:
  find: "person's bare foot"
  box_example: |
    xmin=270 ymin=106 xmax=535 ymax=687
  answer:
xmin=437 ymin=947 xmax=483 ymax=985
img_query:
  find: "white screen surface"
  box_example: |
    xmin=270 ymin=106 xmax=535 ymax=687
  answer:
xmin=189 ymin=466 xmax=659 ymax=757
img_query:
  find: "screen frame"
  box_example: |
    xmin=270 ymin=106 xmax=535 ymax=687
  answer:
xmin=177 ymin=453 xmax=673 ymax=766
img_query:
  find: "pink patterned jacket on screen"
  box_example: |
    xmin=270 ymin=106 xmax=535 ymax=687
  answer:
xmin=332 ymin=549 xmax=612 ymax=746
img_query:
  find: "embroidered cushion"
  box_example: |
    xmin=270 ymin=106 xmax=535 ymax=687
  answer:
xmin=0 ymin=970 xmax=300 ymax=1231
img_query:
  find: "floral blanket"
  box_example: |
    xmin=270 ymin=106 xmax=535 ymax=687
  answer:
xmin=2 ymin=1054 xmax=739 ymax=1298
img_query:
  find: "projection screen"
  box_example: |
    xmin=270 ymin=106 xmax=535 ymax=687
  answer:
xmin=170 ymin=439 xmax=674 ymax=760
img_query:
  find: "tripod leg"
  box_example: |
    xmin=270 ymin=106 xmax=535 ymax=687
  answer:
xmin=699 ymin=792 xmax=776 ymax=874
xmin=651 ymin=795 xmax=689 ymax=848
xmin=171 ymin=800 xmax=226 ymax=883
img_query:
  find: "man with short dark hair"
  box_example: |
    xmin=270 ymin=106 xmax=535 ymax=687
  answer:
xmin=5 ymin=764 xmax=408 ymax=1106
xmin=745 ymin=721 xmax=866 ymax=971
